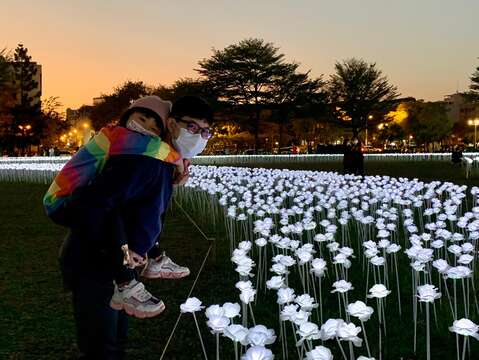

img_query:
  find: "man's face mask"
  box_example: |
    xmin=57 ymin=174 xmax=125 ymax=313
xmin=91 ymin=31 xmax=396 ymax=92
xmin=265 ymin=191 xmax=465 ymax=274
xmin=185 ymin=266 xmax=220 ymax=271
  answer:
xmin=172 ymin=128 xmax=208 ymax=158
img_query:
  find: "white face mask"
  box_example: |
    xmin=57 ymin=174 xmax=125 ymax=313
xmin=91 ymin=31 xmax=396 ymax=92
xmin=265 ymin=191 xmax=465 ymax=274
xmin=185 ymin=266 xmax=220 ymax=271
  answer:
xmin=126 ymin=119 xmax=158 ymax=137
xmin=172 ymin=128 xmax=208 ymax=158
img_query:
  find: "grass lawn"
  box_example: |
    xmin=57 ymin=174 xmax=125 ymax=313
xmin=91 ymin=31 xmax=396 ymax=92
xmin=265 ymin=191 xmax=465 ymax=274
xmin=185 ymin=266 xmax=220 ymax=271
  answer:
xmin=0 ymin=183 xmax=240 ymax=359
xmin=1 ymin=159 xmax=478 ymax=359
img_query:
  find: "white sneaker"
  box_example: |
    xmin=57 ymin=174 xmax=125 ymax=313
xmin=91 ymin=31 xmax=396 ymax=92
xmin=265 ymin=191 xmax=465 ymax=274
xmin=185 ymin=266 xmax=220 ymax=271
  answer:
xmin=141 ymin=252 xmax=190 ymax=279
xmin=110 ymin=280 xmax=165 ymax=318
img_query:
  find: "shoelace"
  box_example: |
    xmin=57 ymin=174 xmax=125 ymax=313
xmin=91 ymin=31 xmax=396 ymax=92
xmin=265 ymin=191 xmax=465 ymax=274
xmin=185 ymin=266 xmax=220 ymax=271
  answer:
xmin=132 ymin=283 xmax=152 ymax=302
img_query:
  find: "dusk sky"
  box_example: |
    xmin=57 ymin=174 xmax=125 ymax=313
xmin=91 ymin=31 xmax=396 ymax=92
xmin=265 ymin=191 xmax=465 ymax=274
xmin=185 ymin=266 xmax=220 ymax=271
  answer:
xmin=1 ymin=0 xmax=477 ymax=110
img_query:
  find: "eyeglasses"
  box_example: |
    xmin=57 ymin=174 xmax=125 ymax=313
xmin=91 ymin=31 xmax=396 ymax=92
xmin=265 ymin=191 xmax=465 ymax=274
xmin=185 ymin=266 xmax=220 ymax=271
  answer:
xmin=177 ymin=118 xmax=212 ymax=139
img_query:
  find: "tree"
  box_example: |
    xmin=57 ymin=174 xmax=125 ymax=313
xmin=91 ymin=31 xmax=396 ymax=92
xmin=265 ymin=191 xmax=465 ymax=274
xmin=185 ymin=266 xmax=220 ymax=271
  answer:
xmin=270 ymin=66 xmax=326 ymax=147
xmin=469 ymin=59 xmax=479 ymax=101
xmin=0 ymin=48 xmax=12 ymax=88
xmin=0 ymin=49 xmax=15 ymax=153
xmin=327 ymin=58 xmax=398 ymax=138
xmin=89 ymin=81 xmax=151 ymax=129
xmin=409 ymin=102 xmax=453 ymax=148
xmin=9 ymin=44 xmax=42 ymax=153
xmin=11 ymin=44 xmax=41 ymax=107
xmin=197 ymin=38 xmax=296 ymax=150
xmin=40 ymin=96 xmax=68 ymax=148
xmin=377 ymin=122 xmax=405 ymax=145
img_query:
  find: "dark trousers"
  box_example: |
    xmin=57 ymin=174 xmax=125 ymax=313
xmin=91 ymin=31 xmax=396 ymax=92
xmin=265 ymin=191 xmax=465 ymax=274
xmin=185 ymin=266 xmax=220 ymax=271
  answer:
xmin=60 ymin=234 xmax=129 ymax=359
xmin=71 ymin=274 xmax=128 ymax=360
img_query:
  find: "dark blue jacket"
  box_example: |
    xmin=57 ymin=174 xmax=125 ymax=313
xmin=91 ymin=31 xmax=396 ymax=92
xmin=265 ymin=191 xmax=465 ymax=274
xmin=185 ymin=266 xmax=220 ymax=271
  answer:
xmin=58 ymin=154 xmax=174 ymax=277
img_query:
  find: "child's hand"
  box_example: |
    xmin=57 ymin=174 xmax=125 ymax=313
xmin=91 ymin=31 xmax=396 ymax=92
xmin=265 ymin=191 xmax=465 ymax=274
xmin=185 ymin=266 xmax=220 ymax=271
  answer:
xmin=173 ymin=159 xmax=191 ymax=186
xmin=121 ymin=245 xmax=146 ymax=269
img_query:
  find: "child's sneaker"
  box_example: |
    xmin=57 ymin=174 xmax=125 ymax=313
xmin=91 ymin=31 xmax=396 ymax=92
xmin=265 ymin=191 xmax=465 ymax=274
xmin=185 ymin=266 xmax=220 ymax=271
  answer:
xmin=110 ymin=280 xmax=165 ymax=318
xmin=141 ymin=252 xmax=190 ymax=279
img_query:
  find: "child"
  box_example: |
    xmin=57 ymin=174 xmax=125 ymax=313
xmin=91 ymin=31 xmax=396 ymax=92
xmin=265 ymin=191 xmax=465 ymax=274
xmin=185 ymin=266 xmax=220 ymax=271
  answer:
xmin=45 ymin=96 xmax=213 ymax=320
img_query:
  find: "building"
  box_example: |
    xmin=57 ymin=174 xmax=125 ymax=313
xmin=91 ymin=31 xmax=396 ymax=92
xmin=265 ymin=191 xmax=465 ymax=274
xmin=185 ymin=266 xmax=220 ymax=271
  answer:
xmin=92 ymin=97 xmax=104 ymax=105
xmin=444 ymin=93 xmax=479 ymax=124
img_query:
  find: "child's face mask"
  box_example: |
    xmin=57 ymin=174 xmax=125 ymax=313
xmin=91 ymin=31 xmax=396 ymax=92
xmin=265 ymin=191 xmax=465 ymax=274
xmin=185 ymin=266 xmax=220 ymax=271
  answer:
xmin=126 ymin=118 xmax=159 ymax=137
xmin=172 ymin=128 xmax=208 ymax=158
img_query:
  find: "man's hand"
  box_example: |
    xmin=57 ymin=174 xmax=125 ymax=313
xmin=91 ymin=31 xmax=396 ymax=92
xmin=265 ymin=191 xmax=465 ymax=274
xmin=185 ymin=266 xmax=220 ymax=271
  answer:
xmin=121 ymin=245 xmax=147 ymax=269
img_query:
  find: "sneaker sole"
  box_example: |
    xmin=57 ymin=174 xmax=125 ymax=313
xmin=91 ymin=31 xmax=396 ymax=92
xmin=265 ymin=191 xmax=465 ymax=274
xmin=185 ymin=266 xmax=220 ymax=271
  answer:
xmin=110 ymin=300 xmax=166 ymax=319
xmin=142 ymin=270 xmax=190 ymax=280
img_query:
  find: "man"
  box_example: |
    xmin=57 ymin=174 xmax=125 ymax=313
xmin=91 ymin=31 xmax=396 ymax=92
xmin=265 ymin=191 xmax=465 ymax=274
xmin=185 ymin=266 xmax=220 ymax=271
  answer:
xmin=50 ymin=95 xmax=213 ymax=359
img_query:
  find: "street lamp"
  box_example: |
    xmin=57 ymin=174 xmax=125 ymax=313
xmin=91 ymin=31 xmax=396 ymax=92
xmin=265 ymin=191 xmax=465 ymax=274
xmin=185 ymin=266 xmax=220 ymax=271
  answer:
xmin=17 ymin=124 xmax=32 ymax=154
xmin=468 ymin=118 xmax=479 ymax=149
xmin=366 ymin=115 xmax=373 ymax=146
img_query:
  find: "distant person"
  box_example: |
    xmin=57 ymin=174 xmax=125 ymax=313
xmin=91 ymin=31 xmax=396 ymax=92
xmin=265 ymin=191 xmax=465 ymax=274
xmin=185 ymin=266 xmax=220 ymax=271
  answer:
xmin=451 ymin=145 xmax=463 ymax=165
xmin=342 ymin=139 xmax=353 ymax=174
xmin=350 ymin=138 xmax=364 ymax=175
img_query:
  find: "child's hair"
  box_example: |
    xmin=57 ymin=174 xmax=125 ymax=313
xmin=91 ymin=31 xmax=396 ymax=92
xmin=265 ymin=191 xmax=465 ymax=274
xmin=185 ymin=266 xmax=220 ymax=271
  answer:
xmin=118 ymin=107 xmax=165 ymax=134
xmin=170 ymin=96 xmax=213 ymax=124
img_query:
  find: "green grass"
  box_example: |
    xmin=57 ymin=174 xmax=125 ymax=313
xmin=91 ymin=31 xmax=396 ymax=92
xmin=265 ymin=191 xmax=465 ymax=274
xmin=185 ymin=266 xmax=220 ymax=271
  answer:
xmin=0 ymin=183 xmax=239 ymax=359
xmin=1 ymin=158 xmax=478 ymax=359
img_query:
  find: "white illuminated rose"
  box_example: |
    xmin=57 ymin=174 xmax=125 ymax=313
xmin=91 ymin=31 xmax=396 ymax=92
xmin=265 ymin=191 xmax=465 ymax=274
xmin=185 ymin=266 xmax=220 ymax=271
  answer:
xmin=207 ymin=315 xmax=230 ymax=334
xmin=238 ymin=241 xmax=252 ymax=251
xmin=236 ymin=280 xmax=253 ymax=292
xmin=337 ymin=322 xmax=362 ymax=347
xmin=446 ymin=266 xmax=473 ymax=279
xmin=417 ymin=284 xmax=441 ymax=303
xmin=241 ymin=345 xmax=274 ymax=360
xmin=296 ymin=322 xmax=321 ymax=344
xmin=292 ymin=310 xmax=311 ymax=326
xmin=458 ymin=254 xmax=474 ymax=265
xmin=240 ymin=288 xmax=257 ymax=304
xmin=277 ymin=287 xmax=296 ymax=305
xmin=461 ymin=242 xmax=474 ymax=253
xmin=205 ymin=304 xmax=224 ymax=318
xmin=331 ymin=280 xmax=354 ymax=293
xmin=266 ymin=276 xmax=285 ymax=290
xmin=378 ymin=239 xmax=390 ymax=248
xmin=448 ymin=244 xmax=463 ymax=256
xmin=386 ymin=243 xmax=401 ymax=253
xmin=367 ymin=284 xmax=391 ymax=299
xmin=364 ymin=248 xmax=379 ymax=258
xmin=246 ymin=325 xmax=276 ymax=346
xmin=320 ymin=318 xmax=344 ymax=341
xmin=296 ymin=249 xmax=313 ymax=265
xmin=333 ymin=253 xmax=349 ymax=264
xmin=223 ymin=302 xmax=241 ymax=319
xmin=223 ymin=324 xmax=248 ymax=343
xmin=180 ymin=297 xmax=205 ymax=313
xmin=255 ymin=238 xmax=268 ymax=247
xmin=304 ymin=346 xmax=333 ymax=360
xmin=370 ymin=256 xmax=385 ymax=266
xmin=347 ymin=301 xmax=374 ymax=321
xmin=432 ymin=259 xmax=449 ymax=274
xmin=449 ymin=318 xmax=479 ymax=339
xmin=280 ymin=304 xmax=299 ymax=322
xmin=295 ymin=294 xmax=319 ymax=311
xmin=279 ymin=255 xmax=296 ymax=267
xmin=271 ymin=263 xmax=289 ymax=275
xmin=311 ymin=258 xmax=327 ymax=277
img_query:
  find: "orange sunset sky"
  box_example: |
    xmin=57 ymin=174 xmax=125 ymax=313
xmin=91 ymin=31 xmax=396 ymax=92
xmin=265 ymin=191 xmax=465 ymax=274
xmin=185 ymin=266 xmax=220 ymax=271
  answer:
xmin=1 ymin=0 xmax=477 ymax=111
